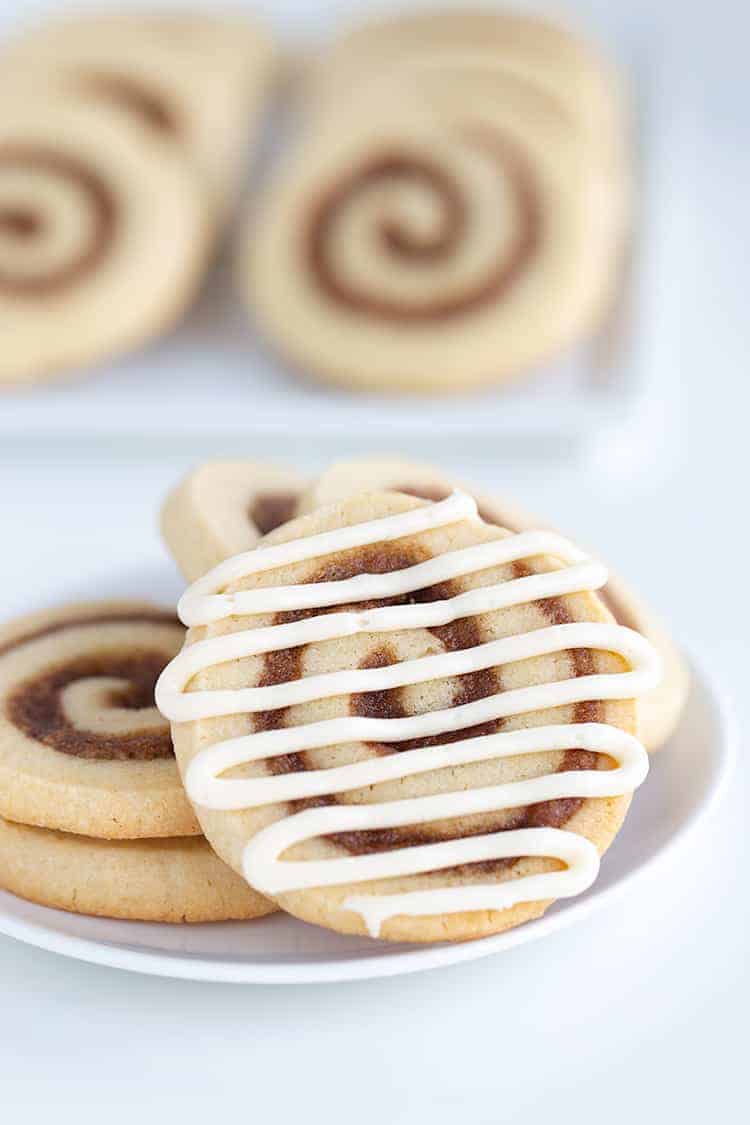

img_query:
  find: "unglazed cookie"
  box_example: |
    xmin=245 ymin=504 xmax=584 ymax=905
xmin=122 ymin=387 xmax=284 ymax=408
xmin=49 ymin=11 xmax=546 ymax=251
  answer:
xmin=0 ymin=814 xmax=271 ymax=923
xmin=241 ymin=76 xmax=624 ymax=392
xmin=0 ymin=601 xmax=199 ymax=839
xmin=161 ymin=461 xmax=308 ymax=582
xmin=312 ymin=8 xmax=627 ymax=160
xmin=159 ymin=491 xmax=659 ymax=943
xmin=300 ymin=457 xmax=688 ymax=752
xmin=0 ymin=98 xmax=209 ymax=385
xmin=3 ymin=10 xmax=278 ymax=222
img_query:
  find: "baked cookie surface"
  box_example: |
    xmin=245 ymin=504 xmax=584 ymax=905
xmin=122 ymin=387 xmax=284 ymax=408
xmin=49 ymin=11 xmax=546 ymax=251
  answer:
xmin=241 ymin=80 xmax=622 ymax=392
xmin=161 ymin=461 xmax=308 ymax=582
xmin=300 ymin=457 xmax=689 ymax=751
xmin=0 ymin=98 xmax=208 ymax=385
xmin=0 ymin=814 xmax=271 ymax=923
xmin=160 ymin=491 xmax=657 ymax=942
xmin=3 ymin=10 xmax=278 ymax=222
xmin=0 ymin=600 xmax=199 ymax=838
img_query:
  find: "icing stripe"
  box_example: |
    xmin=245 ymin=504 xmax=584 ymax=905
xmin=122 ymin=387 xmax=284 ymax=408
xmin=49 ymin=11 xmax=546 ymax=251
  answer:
xmin=157 ymin=493 xmax=659 ymax=937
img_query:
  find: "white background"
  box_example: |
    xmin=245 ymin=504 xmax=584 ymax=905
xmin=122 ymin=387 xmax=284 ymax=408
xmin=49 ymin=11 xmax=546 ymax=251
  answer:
xmin=0 ymin=1 xmax=748 ymax=1121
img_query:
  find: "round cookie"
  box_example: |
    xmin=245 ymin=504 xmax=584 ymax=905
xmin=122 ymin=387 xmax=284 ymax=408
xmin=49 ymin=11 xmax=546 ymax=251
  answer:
xmin=3 ymin=11 xmax=278 ymax=222
xmin=162 ymin=491 xmax=656 ymax=943
xmin=0 ymin=601 xmax=199 ymax=839
xmin=161 ymin=461 xmax=309 ymax=583
xmin=0 ymin=814 xmax=272 ymax=923
xmin=300 ymin=457 xmax=688 ymax=752
xmin=0 ymin=98 xmax=209 ymax=386
xmin=311 ymin=8 xmax=627 ymax=160
xmin=240 ymin=75 xmax=623 ymax=392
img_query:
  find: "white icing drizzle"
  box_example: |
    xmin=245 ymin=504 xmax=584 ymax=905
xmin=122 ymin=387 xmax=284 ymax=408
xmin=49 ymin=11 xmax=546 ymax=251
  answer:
xmin=157 ymin=492 xmax=660 ymax=938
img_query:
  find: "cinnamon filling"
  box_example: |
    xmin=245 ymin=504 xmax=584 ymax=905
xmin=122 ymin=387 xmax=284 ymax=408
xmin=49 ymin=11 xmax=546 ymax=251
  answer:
xmin=1 ymin=610 xmax=180 ymax=761
xmin=7 ymin=651 xmax=173 ymax=761
xmin=75 ymin=72 xmax=179 ymax=135
xmin=0 ymin=145 xmax=116 ymax=295
xmin=250 ymin=491 xmax=300 ymax=536
xmin=397 ymin=483 xmax=639 ymax=631
xmin=0 ymin=207 xmax=44 ymax=238
xmin=255 ymin=540 xmax=601 ymax=869
xmin=306 ymin=131 xmax=539 ymax=321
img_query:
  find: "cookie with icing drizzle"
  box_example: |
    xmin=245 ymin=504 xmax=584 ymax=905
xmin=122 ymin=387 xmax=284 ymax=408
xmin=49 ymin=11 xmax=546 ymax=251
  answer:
xmin=0 ymin=814 xmax=272 ymax=923
xmin=299 ymin=457 xmax=689 ymax=752
xmin=0 ymin=98 xmax=209 ymax=385
xmin=3 ymin=10 xmax=278 ymax=223
xmin=0 ymin=600 xmax=200 ymax=838
xmin=161 ymin=461 xmax=309 ymax=582
xmin=159 ymin=491 xmax=659 ymax=943
xmin=240 ymin=71 xmax=625 ymax=391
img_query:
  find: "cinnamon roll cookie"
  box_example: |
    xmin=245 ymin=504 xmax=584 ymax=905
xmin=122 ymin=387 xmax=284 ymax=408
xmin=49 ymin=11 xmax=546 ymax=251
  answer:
xmin=312 ymin=8 xmax=627 ymax=161
xmin=0 ymin=99 xmax=209 ymax=385
xmin=3 ymin=10 xmax=278 ymax=223
xmin=0 ymin=815 xmax=271 ymax=923
xmin=158 ymin=491 xmax=660 ymax=943
xmin=161 ymin=461 xmax=308 ymax=582
xmin=300 ymin=457 xmax=688 ymax=752
xmin=0 ymin=600 xmax=199 ymax=838
xmin=240 ymin=75 xmax=624 ymax=391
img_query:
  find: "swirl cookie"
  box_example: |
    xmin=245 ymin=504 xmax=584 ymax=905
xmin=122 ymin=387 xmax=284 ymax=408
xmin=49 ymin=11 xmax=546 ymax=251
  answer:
xmin=161 ymin=461 xmax=309 ymax=582
xmin=241 ymin=77 xmax=623 ymax=392
xmin=0 ymin=600 xmax=199 ymax=838
xmin=159 ymin=491 xmax=659 ymax=943
xmin=4 ymin=10 xmax=277 ymax=222
xmin=312 ymin=8 xmax=627 ymax=160
xmin=300 ymin=457 xmax=688 ymax=752
xmin=0 ymin=98 xmax=209 ymax=385
xmin=0 ymin=815 xmax=271 ymax=923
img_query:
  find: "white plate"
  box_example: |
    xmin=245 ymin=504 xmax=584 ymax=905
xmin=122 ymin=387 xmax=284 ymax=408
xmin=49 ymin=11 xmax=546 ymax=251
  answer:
xmin=0 ymin=653 xmax=733 ymax=984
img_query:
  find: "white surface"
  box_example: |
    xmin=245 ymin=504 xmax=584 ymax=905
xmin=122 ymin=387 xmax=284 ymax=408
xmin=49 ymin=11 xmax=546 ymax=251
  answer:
xmin=0 ymin=1 xmax=748 ymax=1122
xmin=0 ymin=655 xmax=730 ymax=983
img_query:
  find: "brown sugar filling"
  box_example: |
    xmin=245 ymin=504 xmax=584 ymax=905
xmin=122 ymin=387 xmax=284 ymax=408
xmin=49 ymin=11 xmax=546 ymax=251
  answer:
xmin=75 ymin=72 xmax=179 ymax=135
xmin=306 ymin=132 xmax=539 ymax=321
xmin=0 ymin=144 xmax=116 ymax=295
xmin=1 ymin=610 xmax=180 ymax=761
xmin=250 ymin=491 xmax=300 ymax=536
xmin=253 ymin=540 xmax=602 ymax=871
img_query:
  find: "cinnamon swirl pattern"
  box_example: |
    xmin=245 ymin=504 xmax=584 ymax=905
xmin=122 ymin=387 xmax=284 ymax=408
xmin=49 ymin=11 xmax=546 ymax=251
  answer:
xmin=0 ymin=99 xmax=208 ymax=384
xmin=161 ymin=461 xmax=309 ymax=583
xmin=0 ymin=599 xmax=276 ymax=923
xmin=299 ymin=456 xmax=689 ymax=751
xmin=0 ymin=600 xmax=199 ymax=838
xmin=241 ymin=6 xmax=627 ymax=392
xmin=243 ymin=73 xmax=624 ymax=391
xmin=160 ymin=491 xmax=659 ymax=942
xmin=3 ymin=11 xmax=278 ymax=223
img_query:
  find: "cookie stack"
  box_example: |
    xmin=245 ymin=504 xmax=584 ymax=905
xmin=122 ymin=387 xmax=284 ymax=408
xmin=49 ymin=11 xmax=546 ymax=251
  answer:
xmin=0 ymin=9 xmax=277 ymax=386
xmin=0 ymin=601 xmax=271 ymax=922
xmin=0 ymin=458 xmax=687 ymax=933
xmin=239 ymin=8 xmax=630 ymax=392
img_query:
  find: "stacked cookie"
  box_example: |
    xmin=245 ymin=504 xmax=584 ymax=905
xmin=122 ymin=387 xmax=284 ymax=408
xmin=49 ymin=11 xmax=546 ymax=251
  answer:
xmin=0 ymin=601 xmax=272 ymax=921
xmin=162 ymin=457 xmax=688 ymax=754
xmin=0 ymin=9 xmax=277 ymax=385
xmin=0 ymin=457 xmax=687 ymax=932
xmin=157 ymin=479 xmax=662 ymax=942
xmin=240 ymin=8 xmax=630 ymax=392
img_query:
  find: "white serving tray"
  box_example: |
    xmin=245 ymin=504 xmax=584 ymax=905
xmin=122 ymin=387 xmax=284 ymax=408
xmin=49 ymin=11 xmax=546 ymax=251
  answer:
xmin=0 ymin=48 xmax=663 ymax=463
